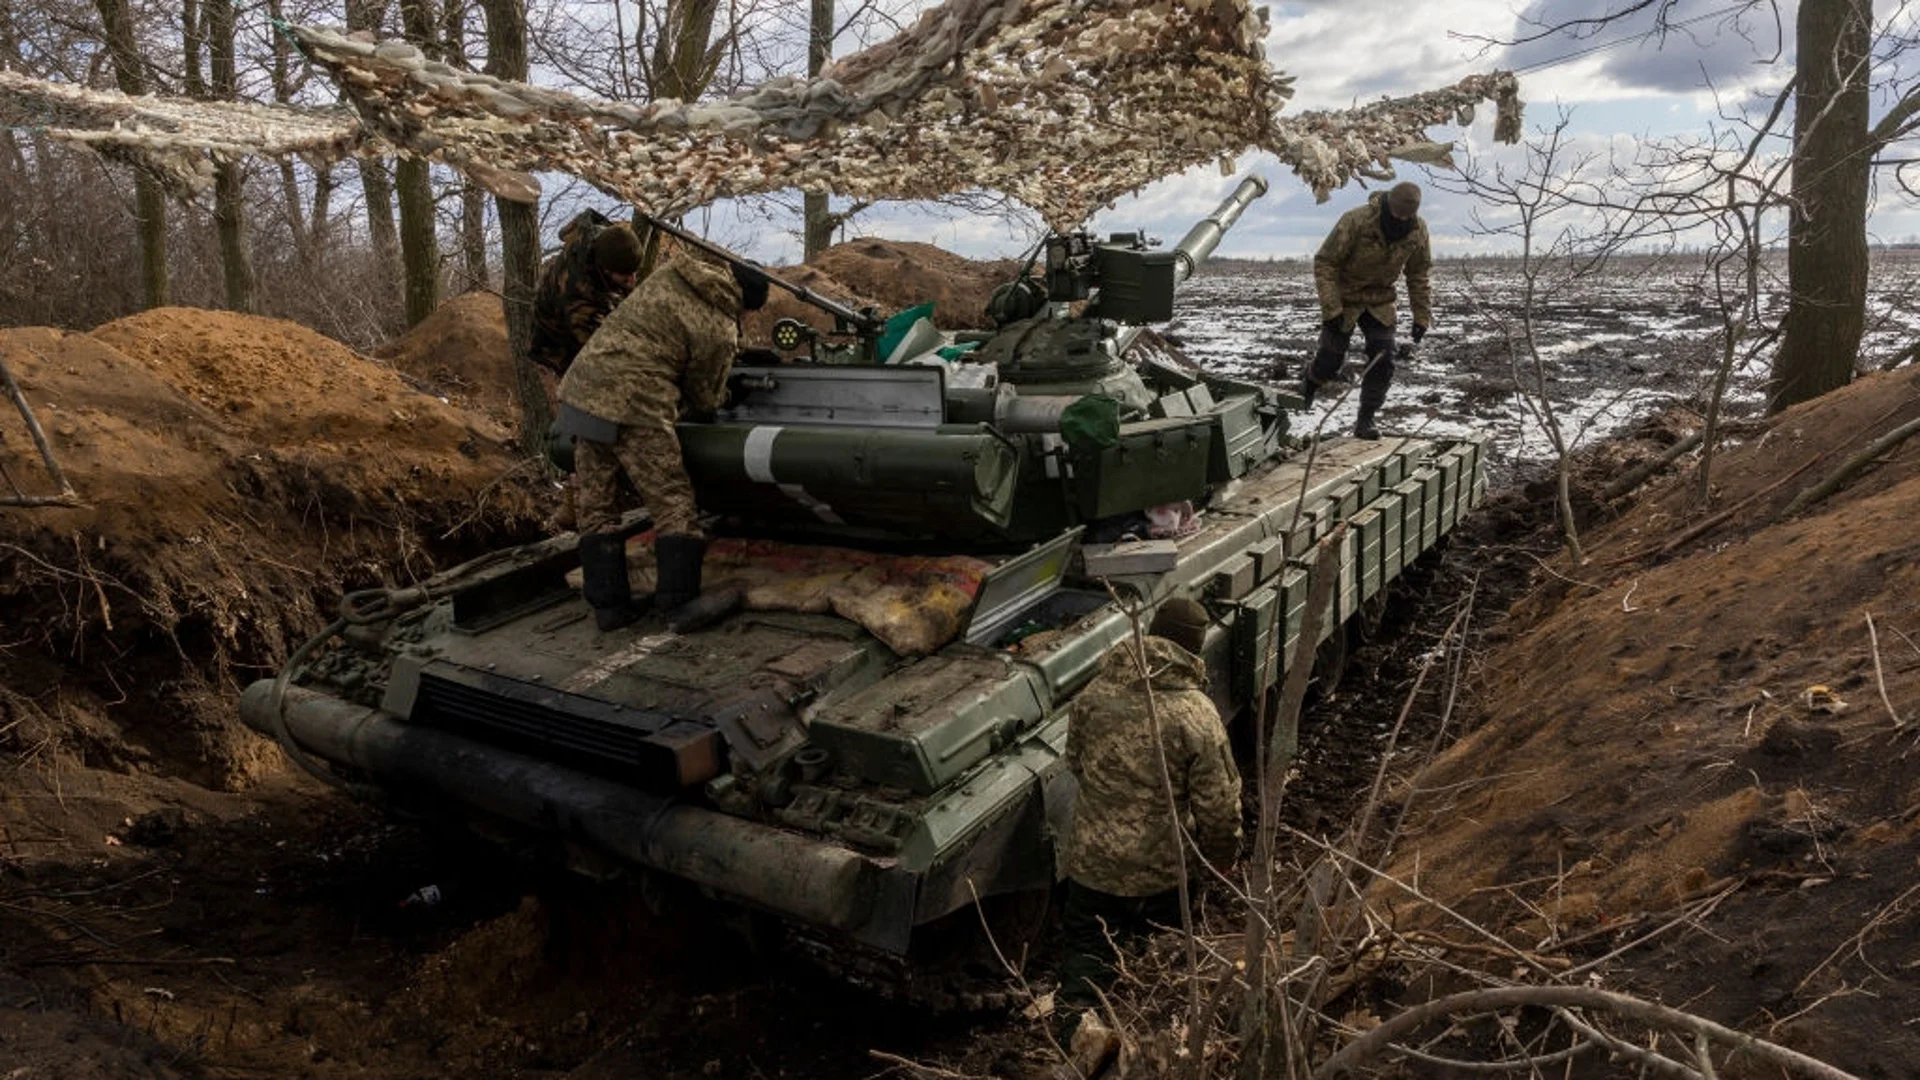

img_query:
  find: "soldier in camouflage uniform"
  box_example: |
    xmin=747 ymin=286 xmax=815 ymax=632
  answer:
xmin=529 ymin=211 xmax=645 ymax=377
xmin=1056 ymin=605 xmax=1242 ymax=1026
xmin=1301 ymin=181 xmax=1432 ymax=440
xmin=557 ymin=245 xmax=770 ymax=631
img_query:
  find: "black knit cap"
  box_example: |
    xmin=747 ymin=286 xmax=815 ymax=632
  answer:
xmin=592 ymin=224 xmax=644 ymax=275
xmin=1149 ymin=597 xmax=1210 ymax=655
xmin=1387 ymin=182 xmax=1422 ymax=218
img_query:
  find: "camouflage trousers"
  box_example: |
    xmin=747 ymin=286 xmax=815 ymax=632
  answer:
xmin=1057 ymin=880 xmax=1181 ymax=1017
xmin=1307 ymin=310 xmax=1397 ymax=411
xmin=573 ymin=417 xmax=701 ymax=538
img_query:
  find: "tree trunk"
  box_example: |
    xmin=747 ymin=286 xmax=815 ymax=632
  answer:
xmin=182 ymin=0 xmax=206 ymax=97
xmin=348 ymin=0 xmax=401 ymax=294
xmin=359 ymin=160 xmax=400 ymax=272
xmin=92 ymin=0 xmax=168 ymax=308
xmin=397 ymin=0 xmax=441 ymax=326
xmin=266 ymin=0 xmax=310 ymax=265
xmin=648 ymin=0 xmax=721 ymax=101
xmin=482 ymin=0 xmax=549 ymax=448
xmin=310 ymin=165 xmax=336 ymax=256
xmin=460 ymin=184 xmax=490 ymax=288
xmin=208 ymin=0 xmax=255 ymax=313
xmin=396 ymin=158 xmax=439 ymax=326
xmin=1769 ymin=0 xmax=1873 ymax=413
xmin=280 ymin=160 xmax=311 ymax=264
xmin=801 ymin=0 xmax=833 ymax=260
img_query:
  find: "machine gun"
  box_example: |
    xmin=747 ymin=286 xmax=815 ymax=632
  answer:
xmin=635 ymin=211 xmax=885 ymax=365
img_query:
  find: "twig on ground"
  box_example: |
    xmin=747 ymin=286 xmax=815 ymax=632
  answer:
xmin=866 ymin=1050 xmax=997 ymax=1080
xmin=1888 ymin=624 xmax=1920 ymax=662
xmin=1283 ymin=828 xmax=1557 ymax=980
xmin=1865 ymin=612 xmax=1904 ymax=729
xmin=1560 ymin=880 xmax=1740 ymax=981
xmin=440 ymin=456 xmax=539 ymax=539
xmin=1552 ymin=1007 xmax=1702 ymax=1080
xmin=1777 ymin=415 xmax=1920 ymax=520
xmin=1601 ymin=429 xmax=1704 ymax=502
xmin=1657 ymin=452 xmax=1823 ymax=556
xmin=0 ymin=346 xmax=81 ymax=507
xmin=1793 ymin=881 xmax=1920 ymax=997
xmin=1520 ymin=550 xmax=1604 ymax=590
xmin=1313 ymin=985 xmax=1860 ymax=1080
xmin=22 ymin=955 xmax=237 ymax=968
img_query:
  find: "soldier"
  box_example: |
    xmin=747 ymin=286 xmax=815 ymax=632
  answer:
xmin=557 ymin=245 xmax=771 ymax=632
xmin=529 ymin=211 xmax=645 ymax=377
xmin=1300 ymin=180 xmax=1432 ymax=440
xmin=1056 ymin=601 xmax=1242 ymax=1035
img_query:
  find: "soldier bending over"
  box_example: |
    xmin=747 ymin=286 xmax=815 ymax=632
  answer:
xmin=1300 ymin=180 xmax=1432 ymax=440
xmin=557 ymin=245 xmax=770 ymax=631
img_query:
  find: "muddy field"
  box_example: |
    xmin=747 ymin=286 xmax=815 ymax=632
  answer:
xmin=3 ymin=247 xmax=1918 ymax=1077
xmin=1183 ymin=249 xmax=1920 ymax=476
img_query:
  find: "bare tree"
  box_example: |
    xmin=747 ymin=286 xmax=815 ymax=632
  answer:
xmin=482 ymin=0 xmax=547 ymax=447
xmin=349 ymin=0 xmax=402 ymax=304
xmin=396 ymin=0 xmax=442 ymax=326
xmin=1479 ymin=1 xmax=1920 ymax=414
xmin=207 ymin=0 xmax=255 ymax=312
xmin=1770 ymin=0 xmax=1872 ymax=412
xmin=443 ymin=0 xmax=491 ymax=290
xmin=801 ymin=0 xmax=832 ymax=259
xmin=90 ymin=0 xmax=168 ymax=308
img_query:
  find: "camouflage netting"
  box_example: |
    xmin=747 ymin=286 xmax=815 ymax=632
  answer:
xmin=0 ymin=0 xmax=1522 ymax=226
xmin=0 ymin=71 xmax=364 ymax=198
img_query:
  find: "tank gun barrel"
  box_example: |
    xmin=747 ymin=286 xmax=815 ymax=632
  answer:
xmin=1170 ymin=173 xmax=1269 ymax=285
xmin=1114 ymin=173 xmax=1266 ymax=354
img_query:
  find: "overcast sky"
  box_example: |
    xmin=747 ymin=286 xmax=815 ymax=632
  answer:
xmin=710 ymin=0 xmax=1920 ymax=265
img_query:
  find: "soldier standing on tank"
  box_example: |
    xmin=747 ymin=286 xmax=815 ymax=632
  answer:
xmin=556 ymin=245 xmax=770 ymax=632
xmin=1300 ymin=180 xmax=1432 ymax=440
xmin=529 ymin=211 xmax=646 ymax=377
xmin=1056 ymin=601 xmax=1242 ymax=1037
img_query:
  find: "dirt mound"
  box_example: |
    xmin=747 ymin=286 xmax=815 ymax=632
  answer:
xmin=369 ymin=291 xmax=518 ymax=425
xmin=743 ymin=239 xmax=1020 ymax=348
xmin=805 ymin=238 xmax=1019 ymax=330
xmin=1388 ymin=365 xmax=1920 ymax=1069
xmin=1 ymin=309 xmax=542 ymax=794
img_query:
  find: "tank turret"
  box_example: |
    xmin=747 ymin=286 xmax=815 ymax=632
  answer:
xmin=678 ymin=175 xmax=1286 ymax=545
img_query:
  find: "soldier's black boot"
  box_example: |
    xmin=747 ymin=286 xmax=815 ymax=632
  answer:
xmin=578 ymin=532 xmax=643 ymax=631
xmin=654 ymin=534 xmax=741 ymax=634
xmin=1353 ymin=405 xmax=1381 ymax=440
xmin=1297 ymin=371 xmax=1318 ymax=408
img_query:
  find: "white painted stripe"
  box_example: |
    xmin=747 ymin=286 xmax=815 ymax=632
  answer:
xmin=743 ymin=425 xmax=782 ymax=484
xmin=780 ymin=483 xmax=846 ymax=525
xmin=562 ymin=631 xmax=676 ymax=693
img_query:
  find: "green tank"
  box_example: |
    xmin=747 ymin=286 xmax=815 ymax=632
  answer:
xmin=239 ymin=175 xmax=1487 ymax=1002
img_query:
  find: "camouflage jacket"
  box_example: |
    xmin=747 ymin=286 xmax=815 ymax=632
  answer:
xmin=1063 ymin=636 xmax=1243 ymax=897
xmin=1313 ymin=191 xmax=1433 ymax=331
xmin=557 ymin=249 xmax=742 ymax=427
xmin=528 ymin=216 xmax=636 ymax=376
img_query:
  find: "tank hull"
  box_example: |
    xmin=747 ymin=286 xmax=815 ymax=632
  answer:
xmin=242 ymin=434 xmax=1487 ymax=971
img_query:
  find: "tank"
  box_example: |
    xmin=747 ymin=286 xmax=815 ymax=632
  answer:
xmin=239 ymin=175 xmax=1488 ymax=1004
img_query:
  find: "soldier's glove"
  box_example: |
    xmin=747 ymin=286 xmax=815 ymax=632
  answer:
xmin=1411 ymin=323 xmax=1428 ymax=343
